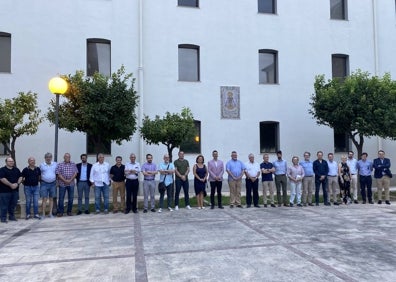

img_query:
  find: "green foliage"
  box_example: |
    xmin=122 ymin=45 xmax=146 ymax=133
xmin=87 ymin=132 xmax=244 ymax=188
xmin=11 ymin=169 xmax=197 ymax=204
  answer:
xmin=0 ymin=91 xmax=43 ymax=162
xmin=47 ymin=66 xmax=139 ymax=153
xmin=140 ymin=108 xmax=195 ymax=161
xmin=310 ymin=70 xmax=396 ymax=155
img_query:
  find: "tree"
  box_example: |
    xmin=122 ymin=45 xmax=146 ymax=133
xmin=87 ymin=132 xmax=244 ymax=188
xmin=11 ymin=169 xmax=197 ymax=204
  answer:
xmin=47 ymin=66 xmax=139 ymax=154
xmin=0 ymin=91 xmax=43 ymax=164
xmin=309 ymin=70 xmax=396 ymax=157
xmin=140 ymin=108 xmax=195 ymax=162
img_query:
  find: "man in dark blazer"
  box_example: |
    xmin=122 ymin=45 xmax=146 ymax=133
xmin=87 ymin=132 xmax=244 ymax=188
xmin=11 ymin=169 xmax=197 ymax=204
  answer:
xmin=373 ymin=150 xmax=391 ymax=205
xmin=76 ymin=154 xmax=93 ymax=214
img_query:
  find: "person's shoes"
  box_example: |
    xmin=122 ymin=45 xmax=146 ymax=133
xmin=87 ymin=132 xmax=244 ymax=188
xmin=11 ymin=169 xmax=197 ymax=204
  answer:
xmin=283 ymin=204 xmax=289 ymax=207
xmin=104 ymin=210 xmax=109 ymax=214
xmin=385 ymin=200 xmax=391 ymax=205
xmin=67 ymin=212 xmax=73 ymax=216
xmin=218 ymin=206 xmax=224 ymax=209
xmin=324 ymin=202 xmax=331 ymax=206
xmin=77 ymin=210 xmax=82 ymax=215
xmin=186 ymin=205 xmax=192 ymax=210
xmin=198 ymin=207 xmax=202 ymax=210
xmin=237 ymin=205 xmax=243 ymax=208
xmin=246 ymin=205 xmax=251 ymax=208
xmin=124 ymin=209 xmax=130 ymax=214
xmin=95 ymin=210 xmax=100 ymax=215
xmin=230 ymin=205 xmax=234 ymax=208
xmin=309 ymin=203 xmax=314 ymax=206
xmin=210 ymin=205 xmax=215 ymax=209
xmin=297 ymin=204 xmax=303 ymax=207
xmin=264 ymin=204 xmax=268 ymax=208
xmin=133 ymin=210 xmax=139 ymax=214
xmin=334 ymin=202 xmax=339 ymax=206
xmin=113 ymin=210 xmax=118 ymax=214
xmin=26 ymin=214 xmax=31 ymax=220
xmin=202 ymin=206 xmax=205 ymax=209
xmin=168 ymin=207 xmax=174 ymax=212
xmin=354 ymin=200 xmax=359 ymax=204
xmin=151 ymin=208 xmax=156 ymax=213
xmin=34 ymin=214 xmax=41 ymax=219
xmin=254 ymin=205 xmax=260 ymax=208
xmin=143 ymin=209 xmax=148 ymax=213
xmin=9 ymin=217 xmax=17 ymax=221
xmin=362 ymin=201 xmax=366 ymax=204
xmin=49 ymin=214 xmax=54 ymax=218
xmin=175 ymin=206 xmax=179 ymax=211
xmin=369 ymin=201 xmax=374 ymax=204
xmin=158 ymin=208 xmax=162 ymax=213
xmin=377 ymin=200 xmax=382 ymax=204
xmin=85 ymin=210 xmax=90 ymax=215
xmin=289 ymin=203 xmax=294 ymax=207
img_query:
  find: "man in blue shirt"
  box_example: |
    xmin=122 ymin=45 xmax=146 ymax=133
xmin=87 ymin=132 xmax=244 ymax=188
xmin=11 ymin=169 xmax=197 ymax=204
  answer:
xmin=226 ymin=151 xmax=245 ymax=208
xmin=260 ymin=154 xmax=276 ymax=207
xmin=273 ymin=150 xmax=288 ymax=207
xmin=300 ymin=152 xmax=314 ymax=206
xmin=313 ymin=151 xmax=330 ymax=206
xmin=357 ymin=152 xmax=374 ymax=204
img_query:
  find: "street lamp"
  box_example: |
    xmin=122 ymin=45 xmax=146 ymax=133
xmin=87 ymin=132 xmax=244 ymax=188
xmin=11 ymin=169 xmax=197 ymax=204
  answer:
xmin=48 ymin=77 xmax=68 ymax=162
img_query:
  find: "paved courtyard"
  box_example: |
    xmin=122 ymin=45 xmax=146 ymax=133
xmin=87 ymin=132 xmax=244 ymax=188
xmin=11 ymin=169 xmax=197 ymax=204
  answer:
xmin=0 ymin=202 xmax=395 ymax=282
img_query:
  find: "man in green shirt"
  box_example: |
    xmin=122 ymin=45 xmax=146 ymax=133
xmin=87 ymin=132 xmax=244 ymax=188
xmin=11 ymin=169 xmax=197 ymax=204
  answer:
xmin=174 ymin=151 xmax=191 ymax=210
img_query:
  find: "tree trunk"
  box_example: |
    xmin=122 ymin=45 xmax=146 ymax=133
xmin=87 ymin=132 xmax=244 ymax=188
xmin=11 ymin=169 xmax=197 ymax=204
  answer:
xmin=349 ymin=132 xmax=364 ymax=159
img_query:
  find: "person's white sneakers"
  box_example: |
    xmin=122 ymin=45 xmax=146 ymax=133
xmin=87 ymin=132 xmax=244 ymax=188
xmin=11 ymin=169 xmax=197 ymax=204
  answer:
xmin=198 ymin=207 xmax=202 ymax=210
xmin=186 ymin=205 xmax=192 ymax=210
xmin=175 ymin=205 xmax=179 ymax=211
xmin=158 ymin=208 xmax=162 ymax=213
xmin=202 ymin=206 xmax=205 ymax=209
xmin=168 ymin=207 xmax=173 ymax=212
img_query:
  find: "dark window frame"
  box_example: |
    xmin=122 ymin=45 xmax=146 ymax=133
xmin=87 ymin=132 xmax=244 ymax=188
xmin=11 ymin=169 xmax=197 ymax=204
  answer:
xmin=259 ymin=121 xmax=279 ymax=153
xmin=330 ymin=0 xmax=348 ymax=20
xmin=178 ymin=44 xmax=200 ymax=82
xmin=259 ymin=49 xmax=278 ymax=84
xmin=180 ymin=120 xmax=201 ymax=154
xmin=178 ymin=0 xmax=199 ymax=8
xmin=87 ymin=38 xmax=111 ymax=77
xmin=0 ymin=32 xmax=11 ymax=73
xmin=258 ymin=0 xmax=276 ymax=14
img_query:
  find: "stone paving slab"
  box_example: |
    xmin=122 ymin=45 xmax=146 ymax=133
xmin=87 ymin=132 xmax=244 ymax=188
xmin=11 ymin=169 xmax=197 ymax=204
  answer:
xmin=0 ymin=202 xmax=396 ymax=282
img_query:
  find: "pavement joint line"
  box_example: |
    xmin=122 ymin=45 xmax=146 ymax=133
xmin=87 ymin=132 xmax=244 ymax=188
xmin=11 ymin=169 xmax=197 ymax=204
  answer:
xmin=224 ymin=210 xmax=358 ymax=282
xmin=0 ymin=254 xmax=134 ymax=268
xmin=134 ymin=214 xmax=148 ymax=282
xmin=0 ymin=220 xmax=40 ymax=250
xmin=25 ymin=224 xmax=134 ymax=234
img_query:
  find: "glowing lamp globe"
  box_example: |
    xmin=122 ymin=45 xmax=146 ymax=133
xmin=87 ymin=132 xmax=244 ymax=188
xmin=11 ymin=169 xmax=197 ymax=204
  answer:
xmin=48 ymin=77 xmax=68 ymax=95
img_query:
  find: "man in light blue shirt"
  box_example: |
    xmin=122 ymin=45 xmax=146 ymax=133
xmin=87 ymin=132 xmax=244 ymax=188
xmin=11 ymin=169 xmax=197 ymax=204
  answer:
xmin=356 ymin=152 xmax=373 ymax=204
xmin=158 ymin=154 xmax=175 ymax=212
xmin=226 ymin=151 xmax=245 ymax=208
xmin=327 ymin=153 xmax=339 ymax=205
xmin=300 ymin=152 xmax=314 ymax=206
xmin=273 ymin=150 xmax=288 ymax=207
xmin=347 ymin=151 xmax=359 ymax=204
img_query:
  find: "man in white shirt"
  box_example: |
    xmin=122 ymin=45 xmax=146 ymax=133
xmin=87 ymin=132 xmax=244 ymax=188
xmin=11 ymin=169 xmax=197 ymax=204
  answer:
xmin=125 ymin=153 xmax=141 ymax=214
xmin=347 ymin=151 xmax=359 ymax=204
xmin=39 ymin=152 xmax=57 ymax=218
xmin=245 ymin=154 xmax=261 ymax=208
xmin=89 ymin=153 xmax=111 ymax=214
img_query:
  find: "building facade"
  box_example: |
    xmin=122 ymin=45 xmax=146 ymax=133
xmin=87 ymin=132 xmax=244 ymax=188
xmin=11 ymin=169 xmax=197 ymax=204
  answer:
xmin=1 ymin=0 xmax=396 ymax=167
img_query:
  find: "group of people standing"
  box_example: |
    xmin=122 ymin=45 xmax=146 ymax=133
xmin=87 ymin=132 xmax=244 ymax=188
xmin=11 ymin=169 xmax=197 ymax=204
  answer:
xmin=0 ymin=149 xmax=392 ymax=223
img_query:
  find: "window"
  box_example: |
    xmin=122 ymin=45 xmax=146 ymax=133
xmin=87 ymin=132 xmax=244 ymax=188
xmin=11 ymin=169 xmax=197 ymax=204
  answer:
xmin=180 ymin=120 xmax=201 ymax=154
xmin=87 ymin=39 xmax=111 ymax=77
xmin=0 ymin=142 xmax=9 ymax=155
xmin=330 ymin=0 xmax=347 ymax=20
xmin=0 ymin=32 xmax=11 ymax=73
xmin=87 ymin=134 xmax=111 ymax=155
xmin=260 ymin=121 xmax=279 ymax=153
xmin=334 ymin=131 xmax=350 ymax=152
xmin=178 ymin=44 xmax=200 ymax=81
xmin=332 ymin=54 xmax=349 ymax=79
xmin=258 ymin=0 xmax=276 ymax=14
xmin=259 ymin=49 xmax=278 ymax=84
xmin=178 ymin=0 xmax=199 ymax=7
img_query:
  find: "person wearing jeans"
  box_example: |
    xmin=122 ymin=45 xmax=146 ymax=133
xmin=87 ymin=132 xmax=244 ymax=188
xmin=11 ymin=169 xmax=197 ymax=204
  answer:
xmin=158 ymin=154 xmax=175 ymax=212
xmin=56 ymin=153 xmax=78 ymax=217
xmin=174 ymin=151 xmax=191 ymax=210
xmin=89 ymin=153 xmax=111 ymax=214
xmin=76 ymin=154 xmax=93 ymax=215
xmin=22 ymin=157 xmax=42 ymax=219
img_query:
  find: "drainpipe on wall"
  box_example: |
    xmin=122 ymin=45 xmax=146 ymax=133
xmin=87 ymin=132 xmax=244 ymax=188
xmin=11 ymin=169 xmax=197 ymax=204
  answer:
xmin=138 ymin=0 xmax=144 ymax=164
xmin=372 ymin=0 xmax=382 ymax=151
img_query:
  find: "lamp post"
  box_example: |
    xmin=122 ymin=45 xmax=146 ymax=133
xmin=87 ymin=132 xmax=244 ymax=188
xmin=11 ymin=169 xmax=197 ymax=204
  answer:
xmin=48 ymin=77 xmax=68 ymax=162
